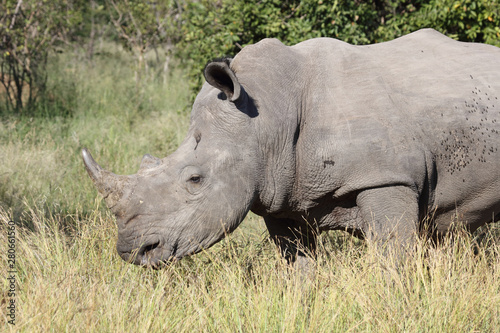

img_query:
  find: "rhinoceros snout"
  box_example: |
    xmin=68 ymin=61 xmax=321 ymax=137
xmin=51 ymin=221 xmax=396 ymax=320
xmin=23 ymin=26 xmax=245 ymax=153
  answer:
xmin=117 ymin=240 xmax=173 ymax=269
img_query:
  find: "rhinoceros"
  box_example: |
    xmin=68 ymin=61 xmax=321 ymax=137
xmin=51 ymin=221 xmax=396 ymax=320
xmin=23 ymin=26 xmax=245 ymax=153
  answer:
xmin=82 ymin=29 xmax=500 ymax=268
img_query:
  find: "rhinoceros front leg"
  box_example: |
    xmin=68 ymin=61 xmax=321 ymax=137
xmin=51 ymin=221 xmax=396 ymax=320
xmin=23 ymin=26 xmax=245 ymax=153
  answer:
xmin=356 ymin=185 xmax=419 ymax=260
xmin=264 ymin=216 xmax=317 ymax=270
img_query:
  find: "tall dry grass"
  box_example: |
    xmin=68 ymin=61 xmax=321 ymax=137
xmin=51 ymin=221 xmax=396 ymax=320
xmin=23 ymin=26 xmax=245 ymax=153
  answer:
xmin=1 ymin=203 xmax=499 ymax=332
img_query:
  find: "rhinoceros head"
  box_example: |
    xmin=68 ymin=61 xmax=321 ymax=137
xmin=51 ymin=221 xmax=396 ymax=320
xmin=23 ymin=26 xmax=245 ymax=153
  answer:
xmin=82 ymin=59 xmax=261 ymax=268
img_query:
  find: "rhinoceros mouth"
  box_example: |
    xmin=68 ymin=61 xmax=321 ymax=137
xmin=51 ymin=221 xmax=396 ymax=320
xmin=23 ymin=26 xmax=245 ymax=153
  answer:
xmin=123 ymin=241 xmax=176 ymax=269
xmin=141 ymin=242 xmax=172 ymax=269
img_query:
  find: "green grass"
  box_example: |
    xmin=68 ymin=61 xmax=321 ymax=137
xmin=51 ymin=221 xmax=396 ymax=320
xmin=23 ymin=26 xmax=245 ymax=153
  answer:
xmin=1 ymin=45 xmax=500 ymax=332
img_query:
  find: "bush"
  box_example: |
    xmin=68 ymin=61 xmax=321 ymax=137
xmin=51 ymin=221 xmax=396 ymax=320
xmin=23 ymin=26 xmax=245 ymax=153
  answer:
xmin=0 ymin=0 xmax=83 ymax=114
xmin=376 ymin=0 xmax=500 ymax=45
xmin=177 ymin=0 xmax=500 ymax=98
xmin=177 ymin=0 xmax=385 ymax=97
xmin=2 ymin=0 xmax=498 ymax=110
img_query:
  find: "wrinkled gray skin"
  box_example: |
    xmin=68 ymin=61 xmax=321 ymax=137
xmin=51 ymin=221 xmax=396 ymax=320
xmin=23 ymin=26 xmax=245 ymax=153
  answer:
xmin=83 ymin=29 xmax=500 ymax=268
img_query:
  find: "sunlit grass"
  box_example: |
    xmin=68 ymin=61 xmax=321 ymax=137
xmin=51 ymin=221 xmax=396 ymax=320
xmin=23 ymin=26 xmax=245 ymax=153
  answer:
xmin=1 ymin=203 xmax=499 ymax=332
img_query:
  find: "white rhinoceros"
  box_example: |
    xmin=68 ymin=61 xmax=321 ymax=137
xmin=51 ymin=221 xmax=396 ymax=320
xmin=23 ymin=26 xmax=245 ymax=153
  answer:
xmin=83 ymin=29 xmax=500 ymax=267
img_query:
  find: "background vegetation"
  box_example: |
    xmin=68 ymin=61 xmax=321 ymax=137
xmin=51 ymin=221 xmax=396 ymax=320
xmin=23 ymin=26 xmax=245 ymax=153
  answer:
xmin=1 ymin=0 xmax=499 ymax=110
xmin=1 ymin=0 xmax=500 ymax=331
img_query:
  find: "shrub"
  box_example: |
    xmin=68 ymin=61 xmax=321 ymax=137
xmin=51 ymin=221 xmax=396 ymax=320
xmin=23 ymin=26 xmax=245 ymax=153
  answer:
xmin=0 ymin=0 xmax=83 ymax=113
xmin=376 ymin=0 xmax=500 ymax=45
xmin=177 ymin=0 xmax=500 ymax=98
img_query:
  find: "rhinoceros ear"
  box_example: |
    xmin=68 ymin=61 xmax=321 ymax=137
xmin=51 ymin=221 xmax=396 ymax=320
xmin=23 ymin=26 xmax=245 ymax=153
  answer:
xmin=204 ymin=59 xmax=241 ymax=102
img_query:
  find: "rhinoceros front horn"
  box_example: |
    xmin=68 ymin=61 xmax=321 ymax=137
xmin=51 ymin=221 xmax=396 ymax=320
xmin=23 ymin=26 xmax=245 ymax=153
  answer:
xmin=81 ymin=148 xmax=130 ymax=209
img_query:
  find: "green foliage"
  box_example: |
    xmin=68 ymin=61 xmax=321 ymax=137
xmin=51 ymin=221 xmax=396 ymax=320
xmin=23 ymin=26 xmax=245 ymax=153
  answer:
xmin=0 ymin=0 xmax=83 ymax=113
xmin=376 ymin=0 xmax=500 ymax=45
xmin=176 ymin=0 xmax=395 ymax=95
xmin=0 ymin=0 xmax=182 ymax=114
xmin=178 ymin=0 xmax=500 ymax=98
xmin=105 ymin=0 xmax=181 ymax=82
xmin=2 ymin=0 xmax=498 ymax=111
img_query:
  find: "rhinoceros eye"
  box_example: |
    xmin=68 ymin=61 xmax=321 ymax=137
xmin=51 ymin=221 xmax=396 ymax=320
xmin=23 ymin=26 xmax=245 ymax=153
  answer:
xmin=189 ymin=175 xmax=201 ymax=183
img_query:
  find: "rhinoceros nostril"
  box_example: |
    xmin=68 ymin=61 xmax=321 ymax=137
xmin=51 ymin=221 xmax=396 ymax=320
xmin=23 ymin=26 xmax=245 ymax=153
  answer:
xmin=142 ymin=241 xmax=160 ymax=255
xmin=138 ymin=241 xmax=162 ymax=268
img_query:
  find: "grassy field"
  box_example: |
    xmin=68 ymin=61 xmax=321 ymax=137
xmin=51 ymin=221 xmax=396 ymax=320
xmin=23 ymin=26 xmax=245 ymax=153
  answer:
xmin=1 ymin=46 xmax=500 ymax=332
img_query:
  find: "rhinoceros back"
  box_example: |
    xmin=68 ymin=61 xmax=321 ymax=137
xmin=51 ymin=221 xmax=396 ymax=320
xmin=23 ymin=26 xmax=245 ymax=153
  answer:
xmin=292 ymin=29 xmax=500 ymax=230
